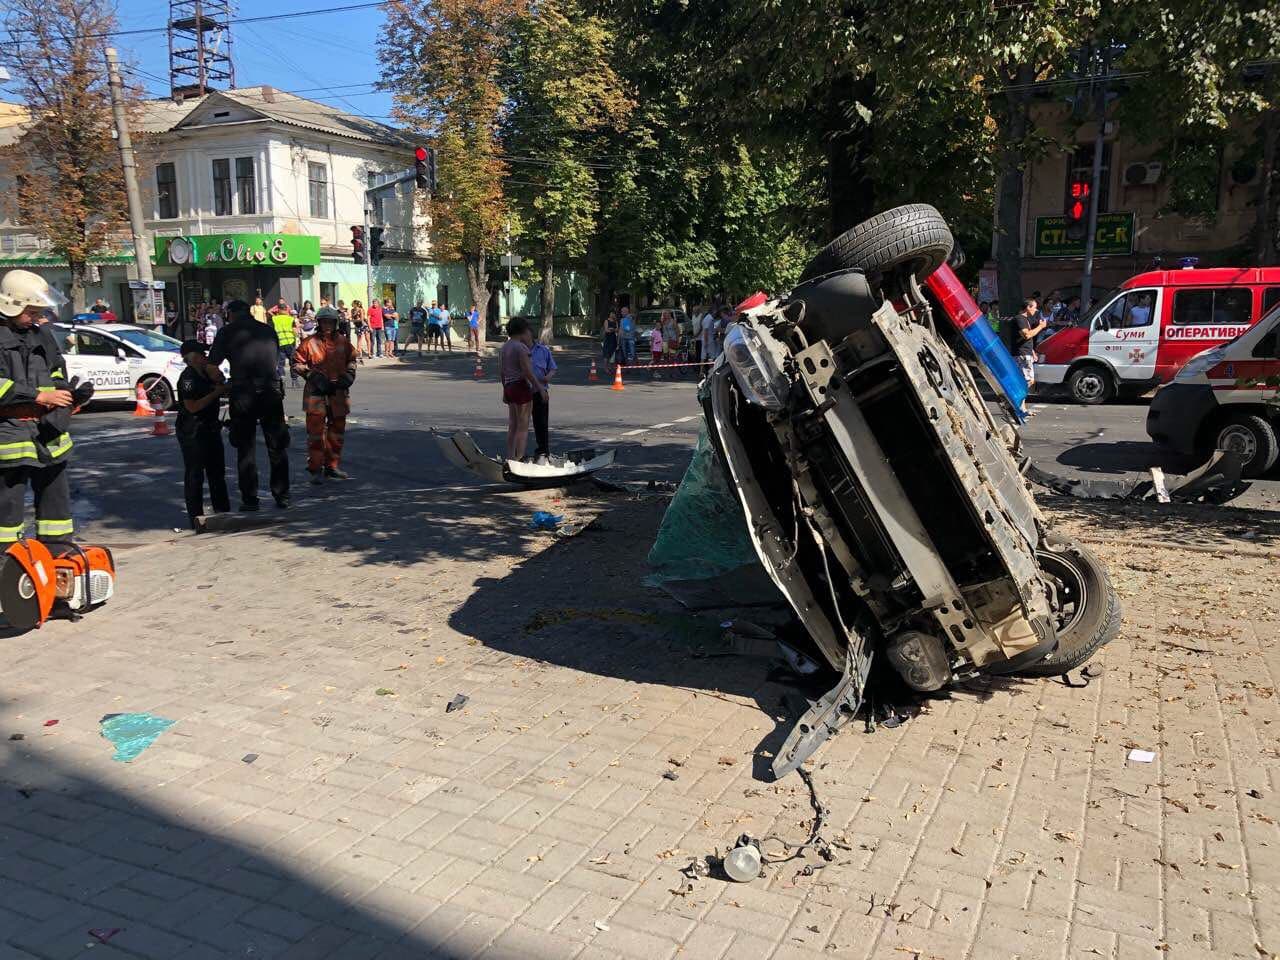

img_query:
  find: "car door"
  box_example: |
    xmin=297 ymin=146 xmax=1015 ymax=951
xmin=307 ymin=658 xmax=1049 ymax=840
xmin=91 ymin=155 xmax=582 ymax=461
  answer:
xmin=1087 ymin=287 xmax=1160 ymax=382
xmin=71 ymin=329 xmax=133 ymax=398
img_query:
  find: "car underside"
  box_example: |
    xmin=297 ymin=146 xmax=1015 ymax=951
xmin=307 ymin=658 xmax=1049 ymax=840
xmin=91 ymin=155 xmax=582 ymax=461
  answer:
xmin=698 ymin=205 xmax=1119 ymax=778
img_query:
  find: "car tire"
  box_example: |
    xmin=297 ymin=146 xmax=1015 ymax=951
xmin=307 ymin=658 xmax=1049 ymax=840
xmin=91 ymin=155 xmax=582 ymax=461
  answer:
xmin=1211 ymin=412 xmax=1279 ymax=478
xmin=1013 ymin=534 xmax=1120 ymax=678
xmin=1066 ymin=364 xmax=1114 ymax=405
xmin=140 ymin=374 xmax=174 ymax=411
xmin=798 ymin=203 xmax=954 ymax=284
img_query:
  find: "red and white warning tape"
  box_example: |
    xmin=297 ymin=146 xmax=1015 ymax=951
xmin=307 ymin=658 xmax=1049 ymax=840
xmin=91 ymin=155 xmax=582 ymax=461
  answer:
xmin=617 ymin=360 xmax=713 ymax=370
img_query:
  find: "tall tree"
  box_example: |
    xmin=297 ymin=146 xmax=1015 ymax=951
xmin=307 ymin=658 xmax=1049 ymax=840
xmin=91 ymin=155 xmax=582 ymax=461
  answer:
xmin=0 ymin=0 xmax=131 ymax=312
xmin=379 ymin=0 xmax=522 ymax=348
xmin=1112 ymin=1 xmax=1280 ymax=264
xmin=501 ymin=0 xmax=631 ymax=343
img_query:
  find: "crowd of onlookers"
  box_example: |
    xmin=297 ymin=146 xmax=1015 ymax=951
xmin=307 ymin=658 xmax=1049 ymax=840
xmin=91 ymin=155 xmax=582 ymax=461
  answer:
xmin=598 ymin=302 xmax=737 ymax=369
xmin=180 ymin=295 xmax=482 ymax=360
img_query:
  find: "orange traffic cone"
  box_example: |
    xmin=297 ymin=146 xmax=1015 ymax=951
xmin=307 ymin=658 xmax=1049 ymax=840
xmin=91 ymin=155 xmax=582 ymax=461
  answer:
xmin=151 ymin=408 xmax=171 ymax=437
xmin=133 ymin=382 xmax=155 ymax=417
xmin=588 ymin=359 xmax=599 ymax=382
xmin=473 ymin=356 xmax=484 ymax=379
xmin=610 ymin=363 xmax=625 ymax=391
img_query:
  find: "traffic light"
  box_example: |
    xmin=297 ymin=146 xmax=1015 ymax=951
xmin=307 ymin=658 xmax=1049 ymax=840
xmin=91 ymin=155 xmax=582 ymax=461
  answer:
xmin=415 ymin=145 xmax=437 ymax=195
xmin=1065 ymin=178 xmax=1090 ymax=241
xmin=369 ymin=226 xmax=385 ymax=266
xmin=350 ymin=225 xmax=365 ymax=264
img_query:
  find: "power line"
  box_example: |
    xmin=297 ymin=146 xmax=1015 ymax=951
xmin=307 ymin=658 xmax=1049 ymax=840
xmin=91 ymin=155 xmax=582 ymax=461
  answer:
xmin=1 ymin=2 xmax=390 ymax=41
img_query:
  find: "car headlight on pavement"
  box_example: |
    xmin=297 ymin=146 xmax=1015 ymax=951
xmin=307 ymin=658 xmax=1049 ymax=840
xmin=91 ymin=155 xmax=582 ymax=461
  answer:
xmin=723 ymin=323 xmax=789 ymax=410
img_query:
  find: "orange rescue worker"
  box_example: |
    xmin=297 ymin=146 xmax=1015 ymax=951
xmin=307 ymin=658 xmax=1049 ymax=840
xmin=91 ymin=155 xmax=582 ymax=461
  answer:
xmin=291 ymin=306 xmax=356 ymax=484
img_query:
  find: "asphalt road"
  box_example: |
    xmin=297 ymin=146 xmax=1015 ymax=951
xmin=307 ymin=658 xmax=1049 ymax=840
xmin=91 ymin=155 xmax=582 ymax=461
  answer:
xmin=62 ymin=343 xmax=1279 ymax=545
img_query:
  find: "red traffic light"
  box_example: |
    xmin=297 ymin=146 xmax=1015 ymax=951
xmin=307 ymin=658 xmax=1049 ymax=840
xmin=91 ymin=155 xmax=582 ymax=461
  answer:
xmin=1070 ymin=200 xmax=1085 ymax=220
xmin=1070 ymin=181 xmax=1091 ymax=200
xmin=415 ymin=146 xmax=428 ymax=162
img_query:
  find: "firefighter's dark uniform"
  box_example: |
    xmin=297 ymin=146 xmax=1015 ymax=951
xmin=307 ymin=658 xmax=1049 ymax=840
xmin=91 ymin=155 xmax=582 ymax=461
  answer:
xmin=208 ymin=315 xmax=290 ymax=508
xmin=0 ymin=322 xmax=74 ymax=542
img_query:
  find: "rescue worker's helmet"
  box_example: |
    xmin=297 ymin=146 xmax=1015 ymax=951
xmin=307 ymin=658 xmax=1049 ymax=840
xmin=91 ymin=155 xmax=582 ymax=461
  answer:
xmin=0 ymin=270 xmax=68 ymax=318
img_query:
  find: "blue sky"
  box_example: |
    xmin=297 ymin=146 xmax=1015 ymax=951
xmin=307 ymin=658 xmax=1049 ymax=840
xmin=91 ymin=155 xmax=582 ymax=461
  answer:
xmin=116 ymin=1 xmax=395 ymax=120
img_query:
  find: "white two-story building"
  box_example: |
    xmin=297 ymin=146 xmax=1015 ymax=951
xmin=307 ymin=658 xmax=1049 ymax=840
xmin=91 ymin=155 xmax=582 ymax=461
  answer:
xmin=0 ymin=85 xmax=577 ymax=334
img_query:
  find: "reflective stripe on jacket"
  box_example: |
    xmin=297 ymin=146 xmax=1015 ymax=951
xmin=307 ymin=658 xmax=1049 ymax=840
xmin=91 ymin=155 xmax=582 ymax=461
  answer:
xmin=0 ymin=323 xmax=73 ymax=469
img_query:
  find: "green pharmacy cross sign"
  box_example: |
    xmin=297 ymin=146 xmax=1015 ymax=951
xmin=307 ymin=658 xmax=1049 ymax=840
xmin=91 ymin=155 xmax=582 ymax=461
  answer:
xmin=154 ymin=233 xmax=321 ymax=269
xmin=1033 ymin=213 xmax=1135 ymax=258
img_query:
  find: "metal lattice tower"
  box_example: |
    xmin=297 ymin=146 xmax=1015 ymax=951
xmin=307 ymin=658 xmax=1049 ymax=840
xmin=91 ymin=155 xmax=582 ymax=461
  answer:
xmin=168 ymin=0 xmax=235 ymax=100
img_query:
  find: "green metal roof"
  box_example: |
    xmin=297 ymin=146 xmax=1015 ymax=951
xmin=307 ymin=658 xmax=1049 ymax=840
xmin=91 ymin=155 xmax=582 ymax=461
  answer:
xmin=0 ymin=252 xmax=135 ymax=268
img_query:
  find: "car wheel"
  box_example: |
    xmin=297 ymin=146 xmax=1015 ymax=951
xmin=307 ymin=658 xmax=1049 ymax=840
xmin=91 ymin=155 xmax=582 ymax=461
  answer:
xmin=798 ymin=203 xmax=954 ymax=284
xmin=140 ymin=375 xmax=174 ymax=411
xmin=1013 ymin=534 xmax=1120 ymax=678
xmin=1212 ymin=413 xmax=1279 ymax=478
xmin=1067 ymin=365 xmax=1114 ymax=405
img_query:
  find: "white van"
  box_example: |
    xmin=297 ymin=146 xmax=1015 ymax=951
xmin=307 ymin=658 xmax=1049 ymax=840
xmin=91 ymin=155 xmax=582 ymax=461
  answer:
xmin=1146 ymin=302 xmax=1280 ymax=476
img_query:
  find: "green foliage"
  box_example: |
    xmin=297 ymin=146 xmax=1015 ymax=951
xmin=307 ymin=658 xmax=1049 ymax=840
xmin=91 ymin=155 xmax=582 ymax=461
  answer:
xmin=1162 ymin=134 xmax=1225 ymax=221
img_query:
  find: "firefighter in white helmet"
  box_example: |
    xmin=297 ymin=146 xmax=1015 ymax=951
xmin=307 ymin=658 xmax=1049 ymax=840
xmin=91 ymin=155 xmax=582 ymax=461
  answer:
xmin=0 ymin=270 xmax=93 ymax=543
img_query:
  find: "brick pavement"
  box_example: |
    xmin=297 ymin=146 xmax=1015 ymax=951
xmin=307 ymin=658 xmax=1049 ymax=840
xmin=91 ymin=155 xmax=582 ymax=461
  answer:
xmin=1 ymin=486 xmax=1277 ymax=960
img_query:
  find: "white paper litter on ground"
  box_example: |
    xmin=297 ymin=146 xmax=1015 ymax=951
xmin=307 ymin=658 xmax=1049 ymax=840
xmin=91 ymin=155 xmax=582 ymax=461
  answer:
xmin=1128 ymin=749 xmax=1156 ymax=763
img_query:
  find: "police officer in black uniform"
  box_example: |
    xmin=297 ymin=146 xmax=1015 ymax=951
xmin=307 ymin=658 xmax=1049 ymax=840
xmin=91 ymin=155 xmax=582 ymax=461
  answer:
xmin=206 ymin=299 xmax=291 ymax=510
xmin=175 ymin=339 xmax=230 ymax=530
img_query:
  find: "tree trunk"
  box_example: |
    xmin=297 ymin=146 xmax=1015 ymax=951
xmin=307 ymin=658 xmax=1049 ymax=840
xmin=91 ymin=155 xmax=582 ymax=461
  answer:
xmin=465 ymin=252 xmax=490 ymax=351
xmin=69 ymin=259 xmax=86 ymax=314
xmin=826 ymin=72 xmax=877 ymax=236
xmin=995 ymin=64 xmax=1034 ymax=320
xmin=1254 ymin=107 xmax=1279 ymax=266
xmin=539 ymin=252 xmax=555 ymax=344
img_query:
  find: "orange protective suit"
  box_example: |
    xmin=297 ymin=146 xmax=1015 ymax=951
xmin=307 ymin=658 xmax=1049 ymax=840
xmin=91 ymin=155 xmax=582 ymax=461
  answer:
xmin=291 ymin=333 xmax=356 ymax=472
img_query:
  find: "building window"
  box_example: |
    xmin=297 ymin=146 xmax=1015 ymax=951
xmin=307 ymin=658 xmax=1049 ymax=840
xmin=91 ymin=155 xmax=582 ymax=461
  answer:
xmin=320 ymin=282 xmax=337 ymax=306
xmin=436 ymin=284 xmax=449 ymax=309
xmin=1065 ymin=143 xmax=1112 ymax=214
xmin=156 ymin=163 xmax=178 ymax=219
xmin=308 ymin=162 xmax=329 ymax=219
xmin=236 ymin=157 xmax=256 ymax=215
xmin=1172 ymin=288 xmax=1252 ymax=327
xmin=212 ymin=159 xmax=232 ymax=216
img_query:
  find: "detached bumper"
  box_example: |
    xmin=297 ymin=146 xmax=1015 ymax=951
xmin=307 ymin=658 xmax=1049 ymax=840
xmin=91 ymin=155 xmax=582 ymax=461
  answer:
xmin=1146 ymin=383 xmax=1217 ymax=455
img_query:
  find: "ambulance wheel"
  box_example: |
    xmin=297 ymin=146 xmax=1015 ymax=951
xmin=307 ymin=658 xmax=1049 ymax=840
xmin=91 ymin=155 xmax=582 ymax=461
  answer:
xmin=1066 ymin=365 xmax=1113 ymax=405
xmin=1211 ymin=413 xmax=1279 ymax=478
xmin=799 ymin=203 xmax=953 ymax=284
xmin=1014 ymin=534 xmax=1119 ymax=678
xmin=140 ymin=375 xmax=174 ymax=411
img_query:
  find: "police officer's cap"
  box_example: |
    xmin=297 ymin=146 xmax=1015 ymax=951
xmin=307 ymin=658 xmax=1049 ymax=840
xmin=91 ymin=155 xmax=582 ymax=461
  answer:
xmin=180 ymin=339 xmax=206 ymax=355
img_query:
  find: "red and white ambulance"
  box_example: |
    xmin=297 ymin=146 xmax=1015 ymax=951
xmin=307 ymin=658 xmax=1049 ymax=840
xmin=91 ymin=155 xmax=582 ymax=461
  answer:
xmin=1035 ymin=267 xmax=1280 ymax=404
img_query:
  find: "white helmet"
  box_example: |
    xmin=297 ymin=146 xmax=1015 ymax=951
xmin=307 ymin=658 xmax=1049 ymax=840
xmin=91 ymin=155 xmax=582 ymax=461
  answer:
xmin=0 ymin=269 xmax=67 ymax=318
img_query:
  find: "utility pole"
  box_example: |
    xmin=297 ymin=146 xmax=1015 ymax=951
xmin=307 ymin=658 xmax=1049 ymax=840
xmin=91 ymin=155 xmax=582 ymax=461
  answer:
xmin=106 ymin=48 xmax=153 ymax=286
xmin=1079 ymin=43 xmax=1112 ymax=312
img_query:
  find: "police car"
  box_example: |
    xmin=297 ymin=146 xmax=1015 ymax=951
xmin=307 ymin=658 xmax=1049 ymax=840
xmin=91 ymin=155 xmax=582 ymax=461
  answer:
xmin=1146 ymin=301 xmax=1280 ymax=477
xmin=50 ymin=323 xmax=186 ymax=410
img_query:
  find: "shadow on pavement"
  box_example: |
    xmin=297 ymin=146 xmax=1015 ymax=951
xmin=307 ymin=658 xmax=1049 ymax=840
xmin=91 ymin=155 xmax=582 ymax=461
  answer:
xmin=1054 ymin=439 xmax=1201 ymax=474
xmin=1039 ymin=492 xmax=1280 ymax=549
xmin=0 ymin=742 xmax=475 ymax=958
xmin=448 ymin=495 xmax=834 ymax=783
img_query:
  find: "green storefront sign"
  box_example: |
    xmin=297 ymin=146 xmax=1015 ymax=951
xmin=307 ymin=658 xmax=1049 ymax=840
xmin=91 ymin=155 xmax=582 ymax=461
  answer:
xmin=154 ymin=234 xmax=321 ymax=269
xmin=1033 ymin=212 xmax=1135 ymax=258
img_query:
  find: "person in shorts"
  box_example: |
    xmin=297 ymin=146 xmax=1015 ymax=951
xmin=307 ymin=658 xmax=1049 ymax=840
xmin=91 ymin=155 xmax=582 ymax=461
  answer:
xmin=498 ymin=318 xmax=546 ymax=462
xmin=467 ymin=304 xmax=481 ymax=353
xmin=1014 ymin=298 xmax=1046 ymax=416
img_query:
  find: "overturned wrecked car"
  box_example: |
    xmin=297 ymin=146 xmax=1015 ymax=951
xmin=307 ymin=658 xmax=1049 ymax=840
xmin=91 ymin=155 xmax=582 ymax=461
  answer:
xmin=699 ymin=205 xmax=1120 ymax=778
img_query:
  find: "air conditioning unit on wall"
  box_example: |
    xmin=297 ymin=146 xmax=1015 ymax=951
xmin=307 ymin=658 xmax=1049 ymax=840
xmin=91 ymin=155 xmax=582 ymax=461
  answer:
xmin=1123 ymin=161 xmax=1163 ymax=186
